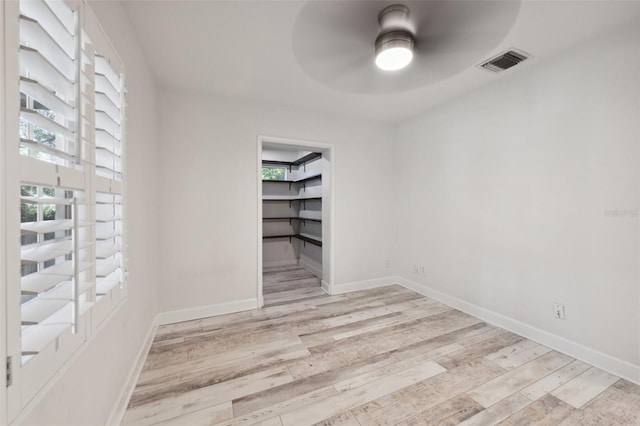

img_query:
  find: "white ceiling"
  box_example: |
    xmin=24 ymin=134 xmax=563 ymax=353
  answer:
xmin=120 ymin=0 xmax=640 ymax=123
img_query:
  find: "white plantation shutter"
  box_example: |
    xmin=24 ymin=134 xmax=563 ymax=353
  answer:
xmin=18 ymin=0 xmax=90 ymax=370
xmin=4 ymin=0 xmax=126 ymax=417
xmin=19 ymin=185 xmax=94 ymax=362
xmin=95 ymin=192 xmax=123 ymax=297
xmin=94 ymin=54 xmax=123 ymax=181
xmin=18 ymin=0 xmax=77 ymax=166
xmin=92 ymin=51 xmax=126 ymax=325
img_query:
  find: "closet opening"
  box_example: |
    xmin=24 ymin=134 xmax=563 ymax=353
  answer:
xmin=257 ymin=137 xmax=333 ymax=307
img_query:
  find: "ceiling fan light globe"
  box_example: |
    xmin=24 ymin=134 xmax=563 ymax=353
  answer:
xmin=376 ymin=46 xmax=413 ymax=71
xmin=375 ymin=31 xmax=414 ymax=71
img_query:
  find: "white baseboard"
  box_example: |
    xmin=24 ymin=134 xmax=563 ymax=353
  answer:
xmin=330 ymin=276 xmax=397 ymax=295
xmin=395 ymin=276 xmax=640 ymax=385
xmin=320 ymin=280 xmax=331 ymax=295
xmin=298 ymin=255 xmax=322 ymax=279
xmin=107 ymin=321 xmax=157 ymax=425
xmin=155 ymin=298 xmax=258 ymax=326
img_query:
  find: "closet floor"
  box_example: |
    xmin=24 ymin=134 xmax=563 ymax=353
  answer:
xmin=263 ymin=265 xmax=324 ymax=307
xmin=122 ymin=285 xmax=640 ymax=425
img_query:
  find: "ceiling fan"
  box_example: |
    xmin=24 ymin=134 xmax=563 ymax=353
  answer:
xmin=292 ymin=1 xmax=522 ymax=94
xmin=374 ymin=4 xmax=416 ymax=71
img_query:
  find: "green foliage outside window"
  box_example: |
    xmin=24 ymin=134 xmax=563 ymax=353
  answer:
xmin=20 ymin=97 xmax=59 ymax=163
xmin=262 ymin=167 xmax=286 ymax=181
xmin=20 ymin=185 xmax=56 ymax=223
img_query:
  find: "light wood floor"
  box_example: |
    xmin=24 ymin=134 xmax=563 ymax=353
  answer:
xmin=122 ymin=266 xmax=640 ymax=425
xmin=262 ymin=265 xmax=324 ymax=308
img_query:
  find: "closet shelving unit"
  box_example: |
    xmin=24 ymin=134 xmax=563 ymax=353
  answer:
xmin=262 ymin=152 xmax=321 ymax=170
xmin=262 ymin=152 xmax=322 ymax=247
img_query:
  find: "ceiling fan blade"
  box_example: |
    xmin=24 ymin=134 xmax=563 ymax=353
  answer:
xmin=292 ymin=0 xmax=522 ymax=94
xmin=414 ymin=32 xmax=512 ymax=55
xmin=294 ymin=1 xmax=382 ymax=42
xmin=411 ymin=1 xmax=520 ymax=54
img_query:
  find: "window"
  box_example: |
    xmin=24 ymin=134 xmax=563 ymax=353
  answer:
xmin=262 ymin=166 xmax=287 ymax=181
xmin=3 ymin=0 xmax=126 ymax=420
xmin=19 ymin=184 xmax=92 ymax=362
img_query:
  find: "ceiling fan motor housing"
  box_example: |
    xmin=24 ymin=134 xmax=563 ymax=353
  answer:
xmin=377 ymin=4 xmax=412 ymax=32
xmin=375 ymin=4 xmax=415 ymax=70
xmin=375 ymin=31 xmax=414 ymax=55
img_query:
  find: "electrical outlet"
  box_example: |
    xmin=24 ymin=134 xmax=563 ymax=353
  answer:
xmin=419 ymin=265 xmax=425 ymax=275
xmin=413 ymin=265 xmax=419 ymax=274
xmin=385 ymin=260 xmax=390 ymax=268
xmin=552 ymin=303 xmax=565 ymax=320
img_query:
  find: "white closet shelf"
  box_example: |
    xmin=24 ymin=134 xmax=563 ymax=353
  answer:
xmin=261 ymin=155 xmax=323 ymax=251
xmin=298 ymin=232 xmax=322 ymax=242
xmin=262 ymin=173 xmax=322 ymax=185
xmin=261 ymin=196 xmax=322 ymax=201
xmin=263 ymin=234 xmax=322 ymax=247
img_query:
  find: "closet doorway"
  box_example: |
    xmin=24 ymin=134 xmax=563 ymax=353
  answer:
xmin=257 ymin=136 xmax=333 ymax=307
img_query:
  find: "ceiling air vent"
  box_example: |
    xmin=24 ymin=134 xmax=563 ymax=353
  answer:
xmin=480 ymin=49 xmax=529 ymax=73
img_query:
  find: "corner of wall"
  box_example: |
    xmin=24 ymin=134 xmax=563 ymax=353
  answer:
xmin=106 ymin=322 xmax=158 ymax=425
xmin=155 ymin=299 xmax=259 ymax=326
xmin=329 ymin=276 xmax=398 ymax=295
xmin=394 ymin=275 xmax=640 ymax=385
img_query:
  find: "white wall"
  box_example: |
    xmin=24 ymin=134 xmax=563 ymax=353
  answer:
xmin=394 ymin=21 xmax=640 ymax=373
xmin=21 ymin=2 xmax=160 ymax=424
xmin=157 ymin=91 xmax=395 ymax=312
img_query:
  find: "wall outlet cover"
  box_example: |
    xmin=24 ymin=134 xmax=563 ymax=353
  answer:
xmin=552 ymin=303 xmax=566 ymax=320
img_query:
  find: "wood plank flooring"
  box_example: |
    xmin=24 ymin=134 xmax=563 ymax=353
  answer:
xmin=262 ymin=266 xmax=324 ymax=307
xmin=123 ymin=266 xmax=640 ymax=425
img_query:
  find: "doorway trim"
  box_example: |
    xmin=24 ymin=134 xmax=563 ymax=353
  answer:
xmin=257 ymin=135 xmax=335 ymax=307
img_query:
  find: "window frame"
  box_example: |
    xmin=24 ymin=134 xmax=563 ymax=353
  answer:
xmin=2 ymin=1 xmax=127 ymax=422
